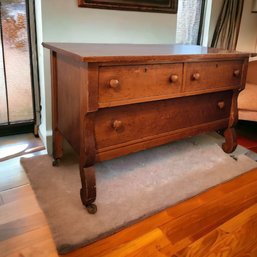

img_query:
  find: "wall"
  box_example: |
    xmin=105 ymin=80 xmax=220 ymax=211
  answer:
xmin=237 ymin=0 xmax=257 ymax=53
xmin=35 ymin=0 xmax=177 ymax=151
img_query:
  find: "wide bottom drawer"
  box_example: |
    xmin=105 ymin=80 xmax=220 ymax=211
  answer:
xmin=95 ymin=91 xmax=232 ymax=150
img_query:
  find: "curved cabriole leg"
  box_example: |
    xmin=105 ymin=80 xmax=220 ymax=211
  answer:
xmin=80 ymin=165 xmax=97 ymax=214
xmin=79 ymin=112 xmax=97 ymax=214
xmin=222 ymin=127 xmax=237 ymax=153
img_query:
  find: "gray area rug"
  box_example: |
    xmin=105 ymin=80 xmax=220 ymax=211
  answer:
xmin=21 ymin=133 xmax=257 ymax=254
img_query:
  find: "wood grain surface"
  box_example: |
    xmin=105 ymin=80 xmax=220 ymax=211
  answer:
xmin=42 ymin=43 xmax=251 ymax=62
xmin=45 ymin=43 xmax=249 ymax=213
xmin=95 ymin=91 xmax=232 ymax=149
xmin=184 ymin=60 xmax=243 ymax=91
xmin=99 ymin=63 xmax=183 ymax=105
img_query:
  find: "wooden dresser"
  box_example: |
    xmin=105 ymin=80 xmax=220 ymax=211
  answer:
xmin=43 ymin=43 xmax=250 ymax=214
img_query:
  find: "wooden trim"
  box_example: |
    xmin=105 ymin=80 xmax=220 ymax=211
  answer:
xmin=96 ymin=119 xmax=229 ymax=161
xmin=98 ymin=86 xmax=241 ymax=108
xmin=87 ymin=63 xmax=99 ymax=112
xmin=51 ymin=51 xmax=64 ymax=160
xmin=50 ymin=51 xmax=58 ymax=130
xmin=41 ymin=43 xmax=252 ymax=63
xmin=240 ymin=58 xmax=249 ymax=90
xmin=77 ymin=0 xmax=178 ymax=13
xmin=98 ymin=57 xmax=249 ymax=66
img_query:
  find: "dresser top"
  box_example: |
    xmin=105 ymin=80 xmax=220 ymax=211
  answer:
xmin=42 ymin=43 xmax=251 ymax=63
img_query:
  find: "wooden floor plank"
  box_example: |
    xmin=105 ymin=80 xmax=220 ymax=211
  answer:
xmin=0 ymin=226 xmax=58 ymax=257
xmin=0 ymin=185 xmax=33 ymax=204
xmin=164 ymin=167 xmax=257 ymax=219
xmin=160 ymin=180 xmax=257 ymax=247
xmin=0 ymin=195 xmax=40 ymax=226
xmin=0 ymin=157 xmax=29 ymax=192
xmin=0 ymin=133 xmax=45 ymax=162
xmin=0 ymin=212 xmax=47 ymax=242
xmin=175 ymin=204 xmax=257 ymax=257
xmin=99 ymin=229 xmax=170 ymax=257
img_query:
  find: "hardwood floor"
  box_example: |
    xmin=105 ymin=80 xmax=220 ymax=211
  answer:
xmin=1 ymin=136 xmax=257 ymax=256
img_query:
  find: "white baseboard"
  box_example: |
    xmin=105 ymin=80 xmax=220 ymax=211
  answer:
xmin=38 ymin=126 xmax=53 ymax=154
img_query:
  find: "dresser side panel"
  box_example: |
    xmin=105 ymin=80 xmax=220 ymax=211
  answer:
xmin=56 ymin=54 xmax=84 ymax=153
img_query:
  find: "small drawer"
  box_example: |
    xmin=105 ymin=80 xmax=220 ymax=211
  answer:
xmin=94 ymin=91 xmax=232 ymax=150
xmin=185 ymin=60 xmax=243 ymax=92
xmin=98 ymin=64 xmax=183 ymax=106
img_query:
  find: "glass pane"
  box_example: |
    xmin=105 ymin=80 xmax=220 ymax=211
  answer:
xmin=176 ymin=0 xmax=203 ymax=44
xmin=1 ymin=0 xmax=33 ymax=122
xmin=0 ymin=33 xmax=8 ymax=124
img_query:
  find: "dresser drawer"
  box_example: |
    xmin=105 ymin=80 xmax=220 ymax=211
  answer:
xmin=98 ymin=64 xmax=183 ymax=106
xmin=185 ymin=61 xmax=243 ymax=92
xmin=94 ymin=91 xmax=232 ymax=150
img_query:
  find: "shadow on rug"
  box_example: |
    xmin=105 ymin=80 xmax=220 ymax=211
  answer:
xmin=21 ymin=133 xmax=257 ymax=254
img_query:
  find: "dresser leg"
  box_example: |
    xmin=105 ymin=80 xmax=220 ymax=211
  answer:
xmin=222 ymin=127 xmax=237 ymax=153
xmin=80 ymin=165 xmax=97 ymax=214
xmin=222 ymin=89 xmax=239 ymax=154
xmin=52 ymin=130 xmax=63 ymax=166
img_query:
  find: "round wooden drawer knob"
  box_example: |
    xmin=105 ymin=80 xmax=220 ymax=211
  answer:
xmin=233 ymin=70 xmax=240 ymax=77
xmin=217 ymin=101 xmax=225 ymax=109
xmin=192 ymin=73 xmax=200 ymax=80
xmin=170 ymin=74 xmax=178 ymax=83
xmin=112 ymin=120 xmax=123 ymax=131
xmin=109 ymin=79 xmax=120 ymax=88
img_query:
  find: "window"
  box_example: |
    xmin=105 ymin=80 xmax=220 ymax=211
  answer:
xmin=0 ymin=0 xmax=39 ymax=135
xmin=176 ymin=0 xmax=205 ymax=45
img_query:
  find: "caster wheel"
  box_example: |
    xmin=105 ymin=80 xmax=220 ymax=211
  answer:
xmin=86 ymin=203 xmax=97 ymax=214
xmin=52 ymin=158 xmax=60 ymax=167
xmin=216 ymin=129 xmax=224 ymax=136
xmin=80 ymin=189 xmax=97 ymax=214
